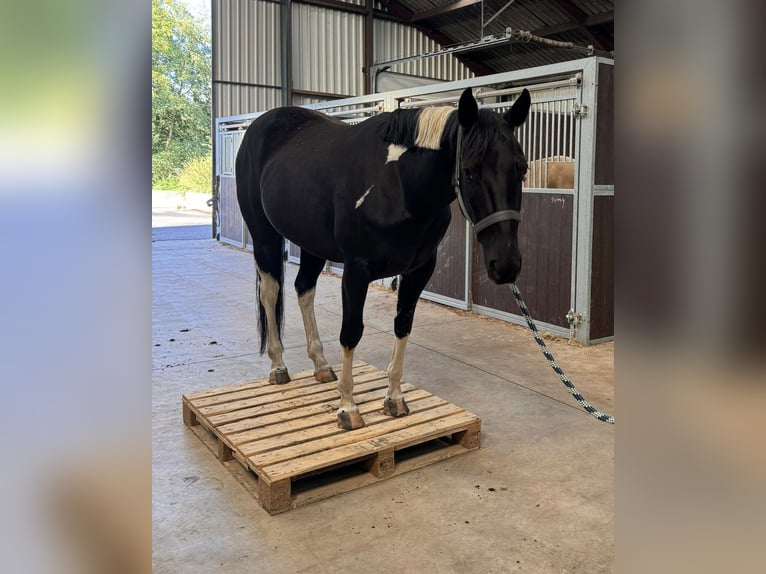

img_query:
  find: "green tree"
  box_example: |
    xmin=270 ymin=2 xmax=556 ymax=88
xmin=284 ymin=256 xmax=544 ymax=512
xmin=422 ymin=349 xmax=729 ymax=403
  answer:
xmin=152 ymin=0 xmax=211 ymax=188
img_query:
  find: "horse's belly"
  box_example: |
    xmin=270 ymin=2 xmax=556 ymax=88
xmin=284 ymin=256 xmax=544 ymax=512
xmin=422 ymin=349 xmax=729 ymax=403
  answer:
xmin=260 ymin=170 xmax=342 ymax=260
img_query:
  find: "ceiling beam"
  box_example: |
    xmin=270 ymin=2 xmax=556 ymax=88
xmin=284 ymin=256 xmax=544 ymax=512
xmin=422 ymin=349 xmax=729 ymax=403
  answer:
xmin=409 ymin=0 xmax=483 ymax=23
xmin=377 ymin=0 xmax=496 ymax=76
xmin=549 ymin=0 xmax=613 ymax=51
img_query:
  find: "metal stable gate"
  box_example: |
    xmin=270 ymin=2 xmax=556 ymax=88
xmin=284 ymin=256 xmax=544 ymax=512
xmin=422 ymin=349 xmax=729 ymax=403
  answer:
xmin=214 ymin=57 xmax=613 ymax=343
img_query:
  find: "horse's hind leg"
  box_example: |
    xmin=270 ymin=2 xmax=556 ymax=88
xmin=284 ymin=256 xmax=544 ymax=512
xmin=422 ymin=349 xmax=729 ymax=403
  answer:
xmin=256 ymin=259 xmax=290 ymax=385
xmin=294 ymin=252 xmax=337 ymax=383
xmin=242 ymin=208 xmax=290 ymax=385
xmin=384 ymin=255 xmax=437 ymax=418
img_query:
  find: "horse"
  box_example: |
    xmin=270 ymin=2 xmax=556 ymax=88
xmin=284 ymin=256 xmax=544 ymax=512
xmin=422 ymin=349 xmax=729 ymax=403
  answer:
xmin=525 ymin=155 xmax=575 ymax=189
xmin=236 ymin=87 xmax=531 ymax=430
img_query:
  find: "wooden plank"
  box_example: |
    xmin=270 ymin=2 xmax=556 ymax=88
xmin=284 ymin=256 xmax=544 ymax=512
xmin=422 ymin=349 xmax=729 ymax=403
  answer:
xmin=228 ymin=387 xmax=431 ymax=447
xmin=191 ymin=369 xmax=334 ymax=408
xmin=183 ymin=378 xmax=272 ymax=402
xmin=183 ymin=361 xmax=373 ymax=401
xmin=196 ymin=370 xmax=388 ymax=417
xmin=206 ymin=377 xmax=391 ymax=427
xmin=239 ymin=394 xmax=446 ymax=458
xmin=262 ymin=410 xmax=480 ymax=484
xmin=256 ymin=405 xmax=469 ymax=480
xmin=216 ymin=383 xmax=410 ymax=436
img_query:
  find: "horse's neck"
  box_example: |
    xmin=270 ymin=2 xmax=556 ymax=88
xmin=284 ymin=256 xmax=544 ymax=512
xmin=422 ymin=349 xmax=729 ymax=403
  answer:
xmin=399 ymin=149 xmax=456 ymax=218
xmin=379 ymin=109 xmax=460 ymax=217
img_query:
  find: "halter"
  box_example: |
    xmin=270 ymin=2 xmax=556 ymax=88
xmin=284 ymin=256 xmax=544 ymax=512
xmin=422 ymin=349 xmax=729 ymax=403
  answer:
xmin=452 ymin=125 xmax=522 ymax=235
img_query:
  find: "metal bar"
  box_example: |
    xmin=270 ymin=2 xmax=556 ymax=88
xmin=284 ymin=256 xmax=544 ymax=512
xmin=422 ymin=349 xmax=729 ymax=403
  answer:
xmin=472 ymin=305 xmax=571 ymax=338
xmin=409 ymin=0 xmax=482 ymax=23
xmin=477 ymin=77 xmax=580 ymax=99
xmin=293 ymin=0 xmax=365 ymax=15
xmin=400 ymin=77 xmax=580 ymax=109
xmin=323 ymin=104 xmax=382 ymax=117
xmin=544 ymin=101 xmax=550 ymax=187
xmin=292 ymin=88 xmax=353 ymax=100
xmin=212 ymin=79 xmax=282 ymax=90
xmin=507 ymin=28 xmax=612 ymax=58
xmin=483 ymin=0 xmax=516 ymax=30
xmin=570 ymin=99 xmax=575 ymax=159
xmin=536 ymin=103 xmax=543 ymax=185
xmin=370 ymin=29 xmax=517 ymax=73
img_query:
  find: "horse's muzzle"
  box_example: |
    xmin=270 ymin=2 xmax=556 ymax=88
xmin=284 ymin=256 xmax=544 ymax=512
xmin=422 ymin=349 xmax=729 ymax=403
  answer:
xmin=487 ymin=254 xmax=521 ymax=285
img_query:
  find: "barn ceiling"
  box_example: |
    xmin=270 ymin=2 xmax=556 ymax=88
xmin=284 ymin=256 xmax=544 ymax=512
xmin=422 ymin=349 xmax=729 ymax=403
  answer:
xmin=375 ymin=0 xmax=614 ymax=75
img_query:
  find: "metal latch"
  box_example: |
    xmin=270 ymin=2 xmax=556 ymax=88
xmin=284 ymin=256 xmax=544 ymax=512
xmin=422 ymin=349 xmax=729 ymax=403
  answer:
xmin=566 ymin=308 xmax=583 ymax=327
xmin=573 ymin=103 xmax=589 ymax=117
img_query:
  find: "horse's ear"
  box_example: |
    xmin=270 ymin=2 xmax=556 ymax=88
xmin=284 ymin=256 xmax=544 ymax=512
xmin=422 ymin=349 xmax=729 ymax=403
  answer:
xmin=504 ymin=88 xmax=531 ymax=127
xmin=458 ymin=88 xmax=479 ymax=128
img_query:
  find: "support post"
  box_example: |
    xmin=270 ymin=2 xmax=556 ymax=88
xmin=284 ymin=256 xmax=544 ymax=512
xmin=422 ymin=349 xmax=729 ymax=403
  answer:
xmin=364 ymin=0 xmax=374 ymax=94
xmin=258 ymin=478 xmax=292 ymax=514
xmin=280 ymin=0 xmax=293 ymax=106
xmin=365 ymin=448 xmax=395 ymax=478
xmin=182 ymin=401 xmax=198 ymax=427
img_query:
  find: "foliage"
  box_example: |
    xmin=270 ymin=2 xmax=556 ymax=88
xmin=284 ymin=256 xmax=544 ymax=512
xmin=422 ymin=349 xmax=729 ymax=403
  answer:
xmin=152 ymin=0 xmax=211 ymax=188
xmin=178 ymin=155 xmax=213 ymax=193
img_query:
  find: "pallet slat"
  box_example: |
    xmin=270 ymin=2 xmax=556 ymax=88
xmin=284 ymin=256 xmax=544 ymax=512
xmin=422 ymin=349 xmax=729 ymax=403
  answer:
xmin=182 ymin=362 xmax=480 ymax=514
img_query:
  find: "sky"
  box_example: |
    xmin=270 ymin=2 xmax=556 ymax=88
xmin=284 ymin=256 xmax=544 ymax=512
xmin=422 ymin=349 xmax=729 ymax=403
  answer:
xmin=178 ymin=0 xmax=210 ymax=21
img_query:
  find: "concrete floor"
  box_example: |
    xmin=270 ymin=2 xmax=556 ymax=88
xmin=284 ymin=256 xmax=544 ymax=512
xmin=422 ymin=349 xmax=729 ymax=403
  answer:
xmin=152 ymin=209 xmax=614 ymax=573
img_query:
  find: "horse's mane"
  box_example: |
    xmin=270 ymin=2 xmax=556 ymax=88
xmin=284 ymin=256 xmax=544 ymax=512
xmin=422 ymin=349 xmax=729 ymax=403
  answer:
xmin=379 ymin=106 xmax=495 ymax=168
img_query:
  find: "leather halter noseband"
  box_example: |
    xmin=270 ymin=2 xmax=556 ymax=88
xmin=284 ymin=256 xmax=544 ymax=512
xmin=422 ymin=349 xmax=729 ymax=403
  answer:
xmin=452 ymin=125 xmax=521 ymax=235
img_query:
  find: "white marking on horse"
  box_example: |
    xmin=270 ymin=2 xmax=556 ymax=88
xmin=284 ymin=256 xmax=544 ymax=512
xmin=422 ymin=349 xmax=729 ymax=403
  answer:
xmin=386 ymin=335 xmax=408 ymax=400
xmin=386 ymin=144 xmax=407 ymax=163
xmin=255 ymin=264 xmax=285 ymax=373
xmin=415 ymin=107 xmax=455 ymax=150
xmin=355 ymin=185 xmax=374 ymax=209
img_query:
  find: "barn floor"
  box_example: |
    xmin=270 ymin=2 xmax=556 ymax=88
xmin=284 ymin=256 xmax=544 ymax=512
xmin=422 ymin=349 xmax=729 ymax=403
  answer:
xmin=152 ymin=206 xmax=614 ymax=573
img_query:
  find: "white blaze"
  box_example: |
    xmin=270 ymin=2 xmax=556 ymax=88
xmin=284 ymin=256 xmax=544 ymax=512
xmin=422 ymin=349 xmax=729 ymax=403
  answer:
xmin=386 ymin=144 xmax=407 ymax=163
xmin=355 ymin=185 xmax=374 ymax=209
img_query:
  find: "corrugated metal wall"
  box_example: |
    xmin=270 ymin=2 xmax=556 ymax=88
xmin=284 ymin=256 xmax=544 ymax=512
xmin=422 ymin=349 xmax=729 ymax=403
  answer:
xmin=213 ymin=0 xmax=282 ymax=118
xmin=291 ymin=4 xmax=365 ymax=97
xmin=213 ymin=0 xmax=473 ymax=120
xmin=374 ymin=19 xmax=473 ymax=82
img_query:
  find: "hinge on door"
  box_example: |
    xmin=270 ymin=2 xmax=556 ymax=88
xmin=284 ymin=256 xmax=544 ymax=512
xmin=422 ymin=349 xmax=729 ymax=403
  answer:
xmin=566 ymin=308 xmax=583 ymax=327
xmin=573 ymin=103 xmax=589 ymax=118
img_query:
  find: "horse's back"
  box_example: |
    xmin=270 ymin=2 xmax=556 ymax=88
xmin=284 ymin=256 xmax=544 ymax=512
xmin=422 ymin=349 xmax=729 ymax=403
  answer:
xmin=236 ymin=108 xmax=361 ymax=260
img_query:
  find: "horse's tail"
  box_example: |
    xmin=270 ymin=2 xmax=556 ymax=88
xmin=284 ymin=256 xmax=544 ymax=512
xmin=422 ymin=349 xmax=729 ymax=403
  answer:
xmin=255 ymin=248 xmax=285 ymax=355
xmin=236 ymin=116 xmax=286 ymax=356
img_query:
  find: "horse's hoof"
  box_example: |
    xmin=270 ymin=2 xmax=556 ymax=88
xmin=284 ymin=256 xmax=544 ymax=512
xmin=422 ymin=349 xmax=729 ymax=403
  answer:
xmin=337 ymin=410 xmax=365 ymax=430
xmin=314 ymin=366 xmax=338 ymax=383
xmin=383 ymin=396 xmax=409 ymax=418
xmin=269 ymin=368 xmax=291 ymax=385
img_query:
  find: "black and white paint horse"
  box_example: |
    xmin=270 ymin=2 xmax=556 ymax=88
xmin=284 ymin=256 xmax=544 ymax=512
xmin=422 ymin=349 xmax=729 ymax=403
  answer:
xmin=236 ymin=88 xmax=530 ymax=430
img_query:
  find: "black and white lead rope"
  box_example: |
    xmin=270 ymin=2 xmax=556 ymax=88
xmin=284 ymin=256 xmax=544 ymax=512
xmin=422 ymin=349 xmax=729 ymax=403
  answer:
xmin=510 ymin=283 xmax=615 ymax=424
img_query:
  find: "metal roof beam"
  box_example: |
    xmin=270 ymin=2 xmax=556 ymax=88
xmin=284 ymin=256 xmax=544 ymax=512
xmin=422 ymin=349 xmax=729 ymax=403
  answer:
xmin=549 ymin=0 xmax=613 ymax=51
xmin=532 ymin=10 xmax=614 ymax=37
xmin=377 ymin=0 xmax=496 ymax=76
xmin=409 ymin=0 xmax=483 ymax=23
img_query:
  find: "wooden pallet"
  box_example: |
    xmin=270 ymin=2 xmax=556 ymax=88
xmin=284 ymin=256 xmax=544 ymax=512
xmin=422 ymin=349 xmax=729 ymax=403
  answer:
xmin=182 ymin=361 xmax=481 ymax=514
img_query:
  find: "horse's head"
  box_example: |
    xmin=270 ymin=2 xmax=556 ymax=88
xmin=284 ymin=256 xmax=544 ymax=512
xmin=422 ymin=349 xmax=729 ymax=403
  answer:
xmin=455 ymin=87 xmax=530 ymax=284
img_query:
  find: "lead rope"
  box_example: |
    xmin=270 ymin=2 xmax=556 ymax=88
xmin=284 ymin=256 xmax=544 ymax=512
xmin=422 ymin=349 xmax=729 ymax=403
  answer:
xmin=510 ymin=283 xmax=615 ymax=424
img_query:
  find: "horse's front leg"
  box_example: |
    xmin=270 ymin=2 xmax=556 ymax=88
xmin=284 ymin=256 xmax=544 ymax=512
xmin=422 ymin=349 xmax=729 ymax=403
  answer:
xmin=384 ymin=255 xmax=437 ymax=418
xmin=337 ymin=262 xmax=370 ymax=430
